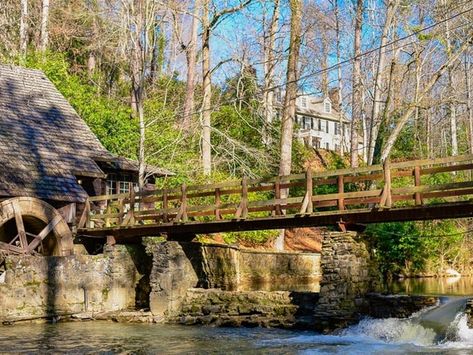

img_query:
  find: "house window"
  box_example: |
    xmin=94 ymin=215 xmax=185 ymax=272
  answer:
xmin=335 ymin=123 xmax=341 ymax=135
xmin=326 ymin=142 xmax=330 ymax=150
xmin=301 ymin=97 xmax=307 ymax=108
xmin=310 ymin=117 xmax=314 ymax=129
xmin=326 ymin=121 xmax=330 ymax=133
xmin=304 ymin=116 xmax=311 ymax=130
xmin=106 ymin=173 xmax=137 ymax=195
xmin=324 ymin=101 xmax=331 ymax=113
xmin=318 ymin=119 xmax=322 ymax=131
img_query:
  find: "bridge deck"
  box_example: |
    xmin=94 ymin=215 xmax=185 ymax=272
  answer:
xmin=77 ymin=154 xmax=473 ymax=240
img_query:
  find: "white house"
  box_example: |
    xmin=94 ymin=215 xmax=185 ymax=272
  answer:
xmin=275 ymin=91 xmax=351 ymax=152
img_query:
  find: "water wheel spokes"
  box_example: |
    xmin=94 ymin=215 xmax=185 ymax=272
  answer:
xmin=0 ymin=198 xmax=74 ymax=256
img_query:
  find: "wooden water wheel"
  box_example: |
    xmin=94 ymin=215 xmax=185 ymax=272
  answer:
xmin=0 ymin=197 xmax=74 ymax=256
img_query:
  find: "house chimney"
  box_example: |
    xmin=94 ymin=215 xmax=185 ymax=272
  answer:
xmin=329 ymin=88 xmax=340 ymax=111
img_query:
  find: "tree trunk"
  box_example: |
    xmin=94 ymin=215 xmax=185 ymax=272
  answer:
xmin=181 ymin=0 xmax=201 ymax=132
xmin=279 ymin=0 xmax=302 ymax=177
xmin=334 ymin=0 xmax=344 ymax=154
xmin=465 ymin=53 xmax=473 ymax=154
xmin=443 ymin=0 xmax=458 ymax=156
xmin=149 ymin=19 xmax=162 ymax=84
xmin=380 ymin=38 xmax=470 ymax=161
xmin=201 ymin=0 xmax=212 ymax=175
xmin=262 ymin=0 xmax=279 ymax=146
xmin=350 ymin=0 xmax=363 ymax=167
xmin=367 ymin=0 xmax=398 ymax=165
xmin=40 ymin=0 xmax=50 ymax=53
xmin=130 ymin=0 xmax=146 ymax=189
xmin=19 ymin=0 xmax=28 ymax=61
xmin=275 ymin=0 xmax=301 ymax=251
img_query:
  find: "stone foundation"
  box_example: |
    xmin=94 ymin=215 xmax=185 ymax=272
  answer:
xmin=149 ymin=241 xmax=321 ymax=318
xmin=314 ymin=231 xmax=381 ymax=332
xmin=175 ymin=288 xmax=318 ymax=329
xmin=0 ymin=245 xmax=145 ymax=322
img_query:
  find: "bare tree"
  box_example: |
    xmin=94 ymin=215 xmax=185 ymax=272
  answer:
xmin=380 ymin=38 xmax=471 ymax=161
xmin=19 ymin=0 xmax=28 ymax=61
xmin=367 ymin=0 xmax=398 ymax=165
xmin=181 ymin=0 xmax=201 ymax=132
xmin=200 ymin=0 xmax=253 ymax=175
xmin=279 ymin=0 xmax=302 ymax=177
xmin=262 ymin=0 xmax=279 ymax=146
xmin=350 ymin=0 xmax=363 ymax=167
xmin=40 ymin=0 xmax=50 ymax=53
xmin=465 ymin=52 xmax=473 ymax=153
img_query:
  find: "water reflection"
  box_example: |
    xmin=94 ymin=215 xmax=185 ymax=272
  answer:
xmin=386 ymin=276 xmax=473 ymax=296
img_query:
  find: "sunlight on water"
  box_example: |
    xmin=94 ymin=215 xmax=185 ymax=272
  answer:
xmin=1 ymin=299 xmax=473 ymax=354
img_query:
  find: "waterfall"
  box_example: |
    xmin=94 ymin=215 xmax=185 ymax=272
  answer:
xmin=340 ymin=297 xmax=472 ymax=346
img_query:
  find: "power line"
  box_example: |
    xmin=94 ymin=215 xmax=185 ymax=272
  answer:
xmin=268 ymin=4 xmax=473 ymax=92
xmin=171 ymin=4 xmax=473 ymax=123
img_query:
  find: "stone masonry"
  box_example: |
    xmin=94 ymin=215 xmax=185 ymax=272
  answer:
xmin=314 ymin=231 xmax=382 ymax=332
xmin=0 ymin=245 xmax=143 ymax=322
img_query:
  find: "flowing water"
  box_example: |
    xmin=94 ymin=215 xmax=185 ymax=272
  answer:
xmin=2 ymin=277 xmax=473 ymax=353
xmin=1 ymin=298 xmax=473 ymax=354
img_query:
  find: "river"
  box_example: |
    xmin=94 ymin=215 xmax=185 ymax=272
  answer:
xmin=0 ymin=306 xmax=472 ymax=354
xmin=2 ymin=278 xmax=473 ymax=354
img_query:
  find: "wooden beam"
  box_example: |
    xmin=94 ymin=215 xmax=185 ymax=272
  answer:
xmin=27 ymin=215 xmax=62 ymax=252
xmin=12 ymin=201 xmax=28 ymax=252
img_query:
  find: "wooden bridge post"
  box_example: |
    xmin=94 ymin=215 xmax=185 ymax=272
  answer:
xmin=337 ymin=175 xmax=345 ymax=210
xmin=306 ymin=168 xmax=313 ymax=214
xmin=162 ymin=189 xmax=169 ymax=222
xmin=414 ymin=166 xmax=423 ymax=205
xmin=129 ymin=188 xmax=136 ymax=225
xmin=215 ymin=188 xmax=222 ymax=220
xmin=274 ymin=176 xmax=282 ymax=216
xmin=242 ymin=177 xmax=248 ymax=219
xmin=181 ymin=184 xmax=188 ymax=222
xmin=382 ymin=159 xmax=392 ymax=208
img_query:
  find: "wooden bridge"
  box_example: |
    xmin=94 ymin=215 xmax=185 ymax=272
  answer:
xmin=77 ymin=154 xmax=473 ymax=241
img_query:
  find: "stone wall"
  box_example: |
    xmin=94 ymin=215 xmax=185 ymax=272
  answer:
xmin=176 ymin=288 xmax=318 ymax=329
xmin=0 ymin=245 xmax=143 ymax=322
xmin=238 ymin=249 xmax=320 ymax=292
xmin=148 ymin=241 xmax=321 ymax=317
xmin=314 ymin=231 xmax=381 ymax=332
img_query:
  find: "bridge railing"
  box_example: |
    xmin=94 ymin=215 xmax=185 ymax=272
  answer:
xmin=79 ymin=154 xmax=473 ymax=229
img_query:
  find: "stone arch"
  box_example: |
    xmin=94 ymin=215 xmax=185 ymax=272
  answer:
xmin=0 ymin=197 xmax=74 ymax=256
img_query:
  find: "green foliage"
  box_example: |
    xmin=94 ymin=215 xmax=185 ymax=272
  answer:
xmin=367 ymin=219 xmax=466 ymax=277
xmin=25 ymin=52 xmax=139 ymax=158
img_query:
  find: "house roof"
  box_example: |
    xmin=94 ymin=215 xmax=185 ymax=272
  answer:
xmin=296 ymin=96 xmax=350 ymax=123
xmin=0 ymin=65 xmax=171 ymax=203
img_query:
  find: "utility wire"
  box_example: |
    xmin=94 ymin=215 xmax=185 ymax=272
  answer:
xmin=267 ymin=4 xmax=473 ymax=92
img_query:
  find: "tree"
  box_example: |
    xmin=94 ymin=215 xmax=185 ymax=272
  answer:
xmin=275 ymin=0 xmax=302 ymax=251
xmin=380 ymin=38 xmax=471 ymax=162
xmin=262 ymin=0 xmax=279 ymax=146
xmin=181 ymin=0 xmax=201 ymax=132
xmin=350 ymin=0 xmax=363 ymax=167
xmin=40 ymin=0 xmax=50 ymax=53
xmin=367 ymin=0 xmax=398 ymax=165
xmin=200 ymin=0 xmax=253 ymax=176
xmin=279 ymin=0 xmax=302 ymax=177
xmin=19 ymin=0 xmax=28 ymax=61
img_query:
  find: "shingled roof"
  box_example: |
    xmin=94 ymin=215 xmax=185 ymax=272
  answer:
xmin=0 ymin=65 xmax=171 ymax=203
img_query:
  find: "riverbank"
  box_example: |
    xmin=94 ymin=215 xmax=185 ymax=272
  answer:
xmin=1 ymin=232 xmax=472 ymax=335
